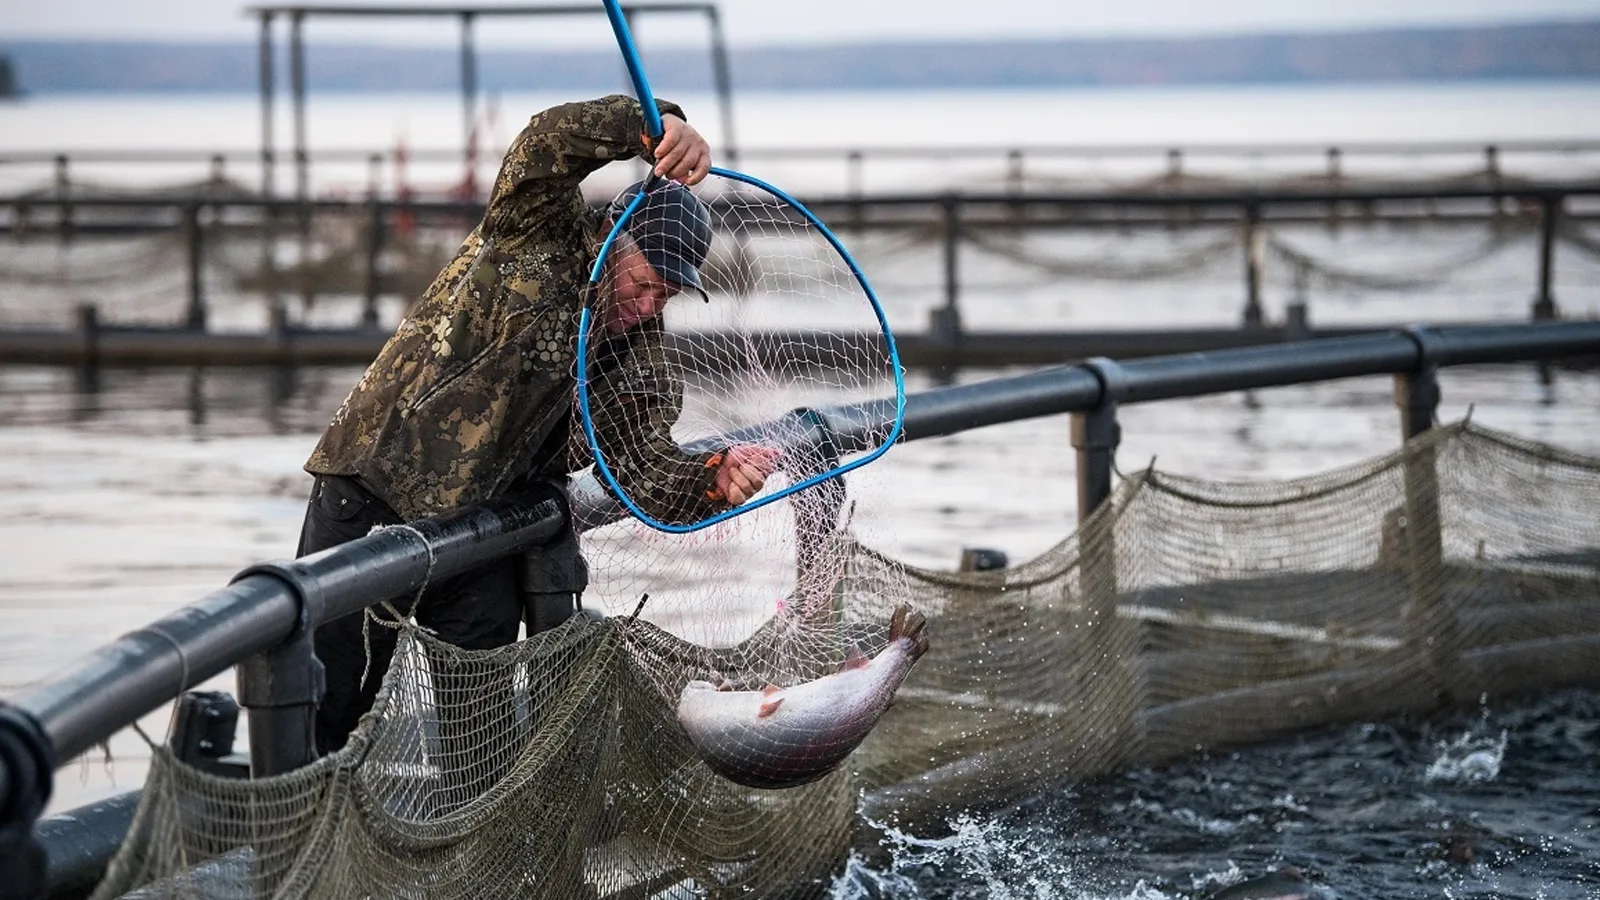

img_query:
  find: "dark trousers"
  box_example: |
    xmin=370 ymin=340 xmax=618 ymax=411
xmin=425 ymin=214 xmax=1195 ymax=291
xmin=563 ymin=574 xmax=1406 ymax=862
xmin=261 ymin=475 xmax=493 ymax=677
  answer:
xmin=297 ymin=474 xmax=586 ymax=758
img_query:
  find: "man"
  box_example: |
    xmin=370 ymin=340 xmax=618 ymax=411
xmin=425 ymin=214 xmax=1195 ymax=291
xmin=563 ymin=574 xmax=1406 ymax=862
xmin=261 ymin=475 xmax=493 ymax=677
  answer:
xmin=298 ymin=95 xmax=778 ymax=755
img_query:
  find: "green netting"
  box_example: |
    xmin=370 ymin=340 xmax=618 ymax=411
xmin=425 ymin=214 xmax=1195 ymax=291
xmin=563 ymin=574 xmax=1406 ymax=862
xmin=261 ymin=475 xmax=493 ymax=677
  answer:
xmin=94 ymin=420 xmax=1600 ymax=898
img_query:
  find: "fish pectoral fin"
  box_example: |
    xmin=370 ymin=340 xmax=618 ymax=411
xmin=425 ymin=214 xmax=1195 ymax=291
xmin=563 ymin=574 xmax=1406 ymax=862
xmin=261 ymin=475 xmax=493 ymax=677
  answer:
xmin=757 ymin=685 xmax=784 ymax=718
xmin=841 ymin=646 xmax=869 ymax=671
xmin=716 ymin=679 xmax=735 ymax=692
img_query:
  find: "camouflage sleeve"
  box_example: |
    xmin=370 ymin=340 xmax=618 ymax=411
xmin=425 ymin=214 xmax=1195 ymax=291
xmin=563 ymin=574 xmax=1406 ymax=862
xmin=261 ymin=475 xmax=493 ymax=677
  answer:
xmin=588 ymin=323 xmax=728 ymax=526
xmin=483 ymin=94 xmax=686 ymax=239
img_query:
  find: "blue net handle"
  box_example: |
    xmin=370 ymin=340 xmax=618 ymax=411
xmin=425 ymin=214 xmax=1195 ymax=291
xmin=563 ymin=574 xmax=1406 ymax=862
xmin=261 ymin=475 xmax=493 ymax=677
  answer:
xmin=601 ymin=0 xmax=665 ymax=140
xmin=579 ymin=169 xmax=906 ymax=534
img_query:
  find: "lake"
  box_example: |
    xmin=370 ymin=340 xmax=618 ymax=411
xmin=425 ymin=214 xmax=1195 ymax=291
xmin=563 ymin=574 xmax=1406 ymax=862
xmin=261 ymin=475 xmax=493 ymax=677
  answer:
xmin=2 ymin=81 xmax=1598 ymax=897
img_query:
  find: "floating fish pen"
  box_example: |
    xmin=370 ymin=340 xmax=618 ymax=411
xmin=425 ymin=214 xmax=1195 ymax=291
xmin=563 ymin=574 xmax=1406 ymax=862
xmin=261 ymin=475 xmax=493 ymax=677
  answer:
xmin=2 ymin=323 xmax=1598 ymax=899
xmin=3 ymin=179 xmax=1599 ymax=372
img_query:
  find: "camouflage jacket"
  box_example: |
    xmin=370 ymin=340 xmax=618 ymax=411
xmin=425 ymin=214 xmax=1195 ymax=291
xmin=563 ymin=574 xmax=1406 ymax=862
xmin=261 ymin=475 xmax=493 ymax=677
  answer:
xmin=306 ymin=95 xmax=726 ymax=525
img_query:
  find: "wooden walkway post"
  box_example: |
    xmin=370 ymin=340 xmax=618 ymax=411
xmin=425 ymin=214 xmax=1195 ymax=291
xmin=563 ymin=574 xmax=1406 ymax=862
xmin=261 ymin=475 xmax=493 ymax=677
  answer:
xmin=363 ymin=199 xmax=384 ymax=328
xmin=54 ymin=154 xmax=72 ymax=243
xmin=848 ymin=150 xmax=864 ymax=231
xmin=1534 ymin=193 xmax=1560 ymax=323
xmin=1325 ymin=146 xmax=1343 ymax=230
xmin=289 ymin=9 xmax=313 ymax=312
xmin=1242 ymin=201 xmax=1264 ymax=328
xmin=184 ymin=203 xmax=206 ymax=332
xmin=929 ymin=195 xmax=964 ymax=374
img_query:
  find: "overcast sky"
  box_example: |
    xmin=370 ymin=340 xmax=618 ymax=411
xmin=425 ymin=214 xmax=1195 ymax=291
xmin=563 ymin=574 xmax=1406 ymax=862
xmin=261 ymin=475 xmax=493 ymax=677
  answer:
xmin=2 ymin=0 xmax=1598 ymax=46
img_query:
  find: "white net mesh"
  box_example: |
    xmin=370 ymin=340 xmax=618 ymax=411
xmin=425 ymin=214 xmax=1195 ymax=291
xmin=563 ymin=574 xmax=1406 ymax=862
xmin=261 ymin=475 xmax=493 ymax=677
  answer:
xmin=579 ymin=172 xmax=899 ymax=534
xmin=576 ymin=171 xmax=905 ymax=702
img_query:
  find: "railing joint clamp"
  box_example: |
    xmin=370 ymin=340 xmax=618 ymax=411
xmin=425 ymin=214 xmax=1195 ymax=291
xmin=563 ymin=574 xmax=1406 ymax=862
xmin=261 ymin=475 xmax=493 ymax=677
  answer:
xmin=232 ymin=559 xmax=326 ymax=644
xmin=1401 ymin=325 xmax=1442 ymax=370
xmin=1073 ymin=357 xmax=1126 ymax=451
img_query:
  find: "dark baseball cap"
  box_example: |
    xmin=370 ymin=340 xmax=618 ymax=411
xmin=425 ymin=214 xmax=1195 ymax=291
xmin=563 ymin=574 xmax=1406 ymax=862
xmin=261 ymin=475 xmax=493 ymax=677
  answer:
xmin=609 ymin=179 xmax=713 ymax=302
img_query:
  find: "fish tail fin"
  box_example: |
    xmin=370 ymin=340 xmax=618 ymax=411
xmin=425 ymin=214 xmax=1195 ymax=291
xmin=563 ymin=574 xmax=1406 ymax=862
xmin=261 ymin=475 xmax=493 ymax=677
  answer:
xmin=888 ymin=604 xmax=930 ymax=659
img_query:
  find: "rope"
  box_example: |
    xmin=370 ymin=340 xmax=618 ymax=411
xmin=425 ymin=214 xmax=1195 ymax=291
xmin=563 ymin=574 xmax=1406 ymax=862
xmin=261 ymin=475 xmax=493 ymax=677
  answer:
xmin=964 ymin=228 xmax=1239 ymax=281
xmin=1264 ymin=222 xmax=1532 ymax=291
xmin=359 ymin=522 xmax=438 ymax=690
xmin=132 ymin=623 xmax=193 ymax=703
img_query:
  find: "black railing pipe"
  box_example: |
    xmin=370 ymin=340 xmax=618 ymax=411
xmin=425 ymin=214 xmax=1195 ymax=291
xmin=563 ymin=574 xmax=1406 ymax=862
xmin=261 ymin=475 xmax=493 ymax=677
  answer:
xmin=747 ymin=321 xmax=1600 ymax=462
xmin=1425 ymin=318 xmax=1600 ymax=365
xmin=8 ymin=497 xmax=564 ymax=775
xmin=14 ymin=577 xmax=300 ymax=773
xmin=1109 ymin=333 xmax=1419 ymax=403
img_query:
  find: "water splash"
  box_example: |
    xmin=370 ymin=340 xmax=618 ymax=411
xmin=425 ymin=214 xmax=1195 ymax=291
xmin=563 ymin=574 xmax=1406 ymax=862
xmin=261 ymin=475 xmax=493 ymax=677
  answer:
xmin=1188 ymin=861 xmax=1244 ymax=895
xmin=829 ymin=810 xmax=1179 ymax=900
xmin=1424 ymin=729 xmax=1508 ymax=784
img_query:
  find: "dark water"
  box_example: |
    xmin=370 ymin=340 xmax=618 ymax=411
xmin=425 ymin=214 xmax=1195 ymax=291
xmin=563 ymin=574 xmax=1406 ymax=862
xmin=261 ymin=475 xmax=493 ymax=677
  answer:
xmin=833 ymin=688 xmax=1600 ymax=899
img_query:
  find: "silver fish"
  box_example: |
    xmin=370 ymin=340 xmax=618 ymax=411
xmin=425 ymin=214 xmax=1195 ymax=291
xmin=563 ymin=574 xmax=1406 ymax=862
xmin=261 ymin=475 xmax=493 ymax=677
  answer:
xmin=675 ymin=604 xmax=930 ymax=789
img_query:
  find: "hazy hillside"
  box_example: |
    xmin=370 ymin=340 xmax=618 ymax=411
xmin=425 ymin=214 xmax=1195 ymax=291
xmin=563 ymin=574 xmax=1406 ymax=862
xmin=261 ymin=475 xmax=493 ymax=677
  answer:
xmin=4 ymin=20 xmax=1599 ymax=95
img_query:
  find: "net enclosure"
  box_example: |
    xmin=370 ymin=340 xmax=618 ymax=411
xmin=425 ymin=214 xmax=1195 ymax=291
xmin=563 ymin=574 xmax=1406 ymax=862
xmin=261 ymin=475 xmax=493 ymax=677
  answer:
xmin=94 ymin=420 xmax=1600 ymax=898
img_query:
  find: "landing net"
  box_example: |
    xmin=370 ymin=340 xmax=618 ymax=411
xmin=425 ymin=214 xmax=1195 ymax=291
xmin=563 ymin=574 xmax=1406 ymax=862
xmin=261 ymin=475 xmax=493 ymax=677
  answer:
xmin=578 ymin=169 xmax=903 ymax=534
xmin=93 ymin=421 xmax=1600 ymax=897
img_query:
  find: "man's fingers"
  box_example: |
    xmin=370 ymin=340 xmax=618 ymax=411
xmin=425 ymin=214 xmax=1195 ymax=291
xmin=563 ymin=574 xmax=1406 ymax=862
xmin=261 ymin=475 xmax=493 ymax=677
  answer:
xmin=715 ymin=457 xmax=769 ymax=506
xmin=727 ymin=465 xmax=755 ymax=499
xmin=654 ymin=122 xmax=691 ymax=175
xmin=653 ymin=119 xmax=710 ymax=183
xmin=717 ymin=469 xmax=747 ymax=505
xmin=712 ymin=445 xmax=782 ymax=506
xmin=678 ymin=147 xmax=708 ymax=185
xmin=688 ymin=143 xmax=709 ymax=174
xmin=655 ymin=138 xmax=686 ymax=174
xmin=743 ymin=446 xmax=782 ymax=474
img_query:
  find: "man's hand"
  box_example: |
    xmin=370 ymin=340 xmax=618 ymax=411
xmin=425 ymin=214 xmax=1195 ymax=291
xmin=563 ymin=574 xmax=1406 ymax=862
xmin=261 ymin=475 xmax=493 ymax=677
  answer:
xmin=713 ymin=444 xmax=781 ymax=506
xmin=653 ymin=114 xmax=712 ymax=186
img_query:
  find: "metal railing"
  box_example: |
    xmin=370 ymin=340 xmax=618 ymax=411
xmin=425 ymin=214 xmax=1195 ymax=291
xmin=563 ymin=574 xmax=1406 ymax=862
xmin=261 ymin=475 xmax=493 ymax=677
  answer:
xmin=7 ymin=138 xmax=1600 ymax=202
xmin=4 ymin=182 xmax=1598 ymax=370
xmin=2 ymin=319 xmax=1600 ymax=898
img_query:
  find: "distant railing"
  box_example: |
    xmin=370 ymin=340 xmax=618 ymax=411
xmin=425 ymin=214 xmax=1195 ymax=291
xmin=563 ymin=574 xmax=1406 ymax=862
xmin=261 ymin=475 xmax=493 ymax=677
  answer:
xmin=2 ymin=180 xmax=1596 ymax=356
xmin=4 ymin=318 xmax=1600 ymax=898
xmin=4 ymin=138 xmax=1600 ymax=203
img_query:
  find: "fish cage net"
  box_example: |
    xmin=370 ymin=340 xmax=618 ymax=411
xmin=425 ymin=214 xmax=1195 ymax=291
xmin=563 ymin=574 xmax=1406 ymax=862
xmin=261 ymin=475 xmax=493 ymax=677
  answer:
xmin=93 ymin=420 xmax=1600 ymax=898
